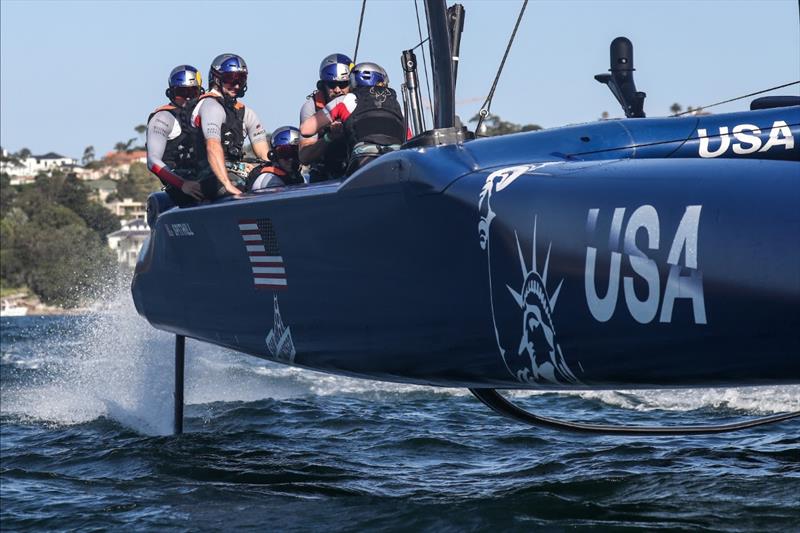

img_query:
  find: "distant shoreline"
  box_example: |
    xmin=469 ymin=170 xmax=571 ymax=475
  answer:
xmin=2 ymin=308 xmax=90 ymax=317
xmin=2 ymin=296 xmax=92 ymax=317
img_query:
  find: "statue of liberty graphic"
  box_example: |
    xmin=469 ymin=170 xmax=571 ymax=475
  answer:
xmin=478 ymin=164 xmax=580 ymax=385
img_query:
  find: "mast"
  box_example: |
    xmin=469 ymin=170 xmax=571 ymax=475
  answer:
xmin=447 ymin=4 xmax=465 ymax=88
xmin=405 ymin=0 xmax=470 ymax=147
xmin=424 ymin=0 xmax=455 ymax=130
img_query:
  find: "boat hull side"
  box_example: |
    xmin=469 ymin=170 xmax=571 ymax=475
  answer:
xmin=132 ymin=156 xmax=800 ymax=389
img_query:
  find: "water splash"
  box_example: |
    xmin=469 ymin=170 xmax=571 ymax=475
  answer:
xmin=572 ymin=387 xmax=800 ymax=414
xmin=0 ymin=274 xmax=287 ymax=434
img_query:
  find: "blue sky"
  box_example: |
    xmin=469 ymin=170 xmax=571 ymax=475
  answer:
xmin=1 ymin=0 xmax=798 ymax=159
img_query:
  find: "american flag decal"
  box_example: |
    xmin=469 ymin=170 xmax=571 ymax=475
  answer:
xmin=238 ymin=218 xmax=287 ymax=290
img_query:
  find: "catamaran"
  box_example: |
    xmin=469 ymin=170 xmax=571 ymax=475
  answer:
xmin=132 ymin=0 xmax=800 ymax=435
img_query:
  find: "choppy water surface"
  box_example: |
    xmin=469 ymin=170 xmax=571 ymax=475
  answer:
xmin=2 ymin=293 xmax=799 ymax=531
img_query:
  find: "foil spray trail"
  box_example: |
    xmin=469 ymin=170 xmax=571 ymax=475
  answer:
xmin=1 ymin=272 xmax=300 ymax=435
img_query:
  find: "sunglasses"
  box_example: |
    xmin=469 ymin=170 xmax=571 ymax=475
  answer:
xmin=221 ymin=72 xmax=247 ymax=86
xmin=173 ymin=86 xmax=201 ymax=99
xmin=324 ymin=80 xmax=349 ymax=90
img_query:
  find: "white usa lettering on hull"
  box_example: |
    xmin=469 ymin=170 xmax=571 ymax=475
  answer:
xmin=698 ymin=120 xmax=794 ymax=158
xmin=585 ymin=205 xmax=706 ymax=325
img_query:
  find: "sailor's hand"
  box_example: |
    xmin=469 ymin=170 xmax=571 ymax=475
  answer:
xmin=225 ymin=184 xmax=243 ymax=195
xmin=328 ymin=121 xmax=344 ymax=139
xmin=181 ymin=180 xmax=204 ymax=200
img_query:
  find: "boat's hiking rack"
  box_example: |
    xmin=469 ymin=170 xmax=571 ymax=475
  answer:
xmin=171 ymin=334 xmax=798 ymax=436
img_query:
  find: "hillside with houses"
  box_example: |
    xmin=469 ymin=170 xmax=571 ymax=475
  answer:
xmin=1 ymin=143 xmax=156 ymax=313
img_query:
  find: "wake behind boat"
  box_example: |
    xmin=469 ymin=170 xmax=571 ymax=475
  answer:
xmin=132 ymin=0 xmax=799 ymax=434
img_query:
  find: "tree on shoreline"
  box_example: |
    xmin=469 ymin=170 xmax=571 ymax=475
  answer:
xmin=82 ymin=145 xmax=95 ymax=166
xmin=0 ymin=170 xmax=118 ymax=307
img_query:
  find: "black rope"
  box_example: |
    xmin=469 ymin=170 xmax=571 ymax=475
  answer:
xmin=353 ymin=0 xmax=367 ymax=64
xmin=414 ymin=0 xmax=434 ymax=122
xmin=671 ymin=80 xmax=800 ymax=117
xmin=476 ymin=0 xmax=528 ymax=136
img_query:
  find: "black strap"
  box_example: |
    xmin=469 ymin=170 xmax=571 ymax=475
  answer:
xmin=470 ymin=388 xmax=800 ymax=436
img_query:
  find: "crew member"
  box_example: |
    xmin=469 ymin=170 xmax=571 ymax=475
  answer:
xmin=146 ymin=65 xmax=206 ymax=207
xmin=300 ymin=62 xmax=406 ymax=176
xmin=298 ymin=53 xmax=353 ymax=182
xmin=247 ymin=126 xmax=305 ymax=191
xmin=190 ymin=53 xmax=270 ymax=197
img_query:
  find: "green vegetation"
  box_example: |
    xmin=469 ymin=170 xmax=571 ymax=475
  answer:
xmin=469 ymin=113 xmax=542 ymax=137
xmin=107 ymin=162 xmax=154 ymax=203
xmin=1 ymin=171 xmax=120 ymax=308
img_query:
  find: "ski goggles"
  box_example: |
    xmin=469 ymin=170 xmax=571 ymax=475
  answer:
xmin=272 ymin=144 xmax=298 ymax=160
xmin=220 ymin=71 xmax=248 ymax=86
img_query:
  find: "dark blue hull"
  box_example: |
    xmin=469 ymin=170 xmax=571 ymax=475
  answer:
xmin=133 ymin=107 xmax=800 ymax=389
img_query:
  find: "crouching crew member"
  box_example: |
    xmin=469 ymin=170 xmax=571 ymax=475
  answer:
xmin=247 ymin=126 xmax=305 ymax=191
xmin=300 ymin=62 xmax=406 ymax=176
xmin=298 ymin=53 xmax=353 ymax=182
xmin=190 ymin=53 xmax=270 ymax=197
xmin=146 ymin=65 xmax=207 ymax=207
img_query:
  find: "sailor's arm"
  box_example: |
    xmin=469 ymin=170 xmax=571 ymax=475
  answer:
xmin=299 ymin=109 xmax=332 ymax=138
xmin=146 ymin=112 xmax=203 ymax=200
xmin=298 ymin=134 xmax=326 ymax=164
xmin=244 ymin=107 xmax=271 ymax=160
xmin=253 ymin=141 xmax=270 ymax=161
xmin=298 ymin=108 xmax=336 ymax=164
xmin=200 ymin=100 xmax=241 ymax=195
xmin=299 ymin=93 xmax=355 ymax=161
xmin=205 ymin=139 xmax=239 ymax=194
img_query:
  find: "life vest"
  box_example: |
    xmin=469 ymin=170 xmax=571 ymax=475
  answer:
xmin=146 ymin=104 xmax=197 ymax=170
xmin=313 ymin=90 xmax=326 ymax=110
xmin=345 ymin=86 xmax=406 ymax=150
xmin=188 ymin=93 xmax=247 ymax=164
xmin=245 ymin=164 xmax=304 ymax=191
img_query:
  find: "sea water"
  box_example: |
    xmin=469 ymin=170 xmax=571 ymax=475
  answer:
xmin=1 ymin=286 xmax=799 ymax=531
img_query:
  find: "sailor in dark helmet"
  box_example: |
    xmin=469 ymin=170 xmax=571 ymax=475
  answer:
xmin=145 ymin=65 xmax=206 ymax=207
xmin=247 ymin=126 xmax=305 ymax=191
xmin=300 ymin=61 xmax=407 ymax=176
xmin=298 ymin=53 xmax=354 ymax=182
xmin=187 ymin=53 xmax=270 ymax=198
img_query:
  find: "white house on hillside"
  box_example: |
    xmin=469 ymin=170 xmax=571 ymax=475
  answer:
xmin=109 ymin=197 xmax=147 ymax=222
xmin=0 ymin=152 xmax=77 ymax=177
xmin=107 ymin=218 xmax=150 ymax=268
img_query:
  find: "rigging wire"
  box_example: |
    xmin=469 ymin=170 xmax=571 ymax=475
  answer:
xmin=410 ymin=37 xmax=430 ymax=51
xmin=671 ymin=80 xmax=800 ymax=116
xmin=414 ymin=0 xmax=434 ymax=124
xmin=353 ymin=0 xmax=367 ymax=64
xmin=475 ymin=0 xmax=528 ymax=136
